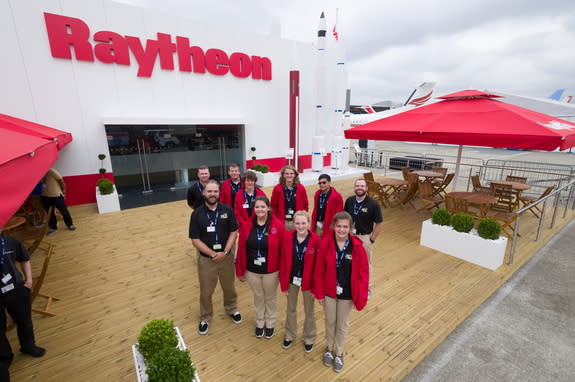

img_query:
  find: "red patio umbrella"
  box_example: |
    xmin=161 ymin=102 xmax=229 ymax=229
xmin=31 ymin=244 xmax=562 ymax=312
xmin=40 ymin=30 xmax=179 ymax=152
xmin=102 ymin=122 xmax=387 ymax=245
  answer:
xmin=0 ymin=115 xmax=73 ymax=228
xmin=344 ymin=90 xmax=575 ymax=188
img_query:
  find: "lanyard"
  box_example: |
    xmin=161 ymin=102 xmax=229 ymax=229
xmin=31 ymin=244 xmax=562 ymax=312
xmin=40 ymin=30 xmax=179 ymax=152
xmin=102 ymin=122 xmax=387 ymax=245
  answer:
xmin=318 ymin=191 xmax=329 ymax=209
xmin=206 ymin=209 xmax=220 ymax=243
xmin=256 ymin=225 xmax=267 ymax=257
xmin=353 ymin=199 xmax=365 ymax=216
xmin=335 ymin=238 xmax=349 ymax=268
xmin=294 ymin=234 xmax=309 ymax=263
xmin=0 ymin=237 xmax=5 ymax=266
xmin=284 ymin=186 xmax=295 ymax=202
xmin=197 ymin=182 xmax=204 ymax=193
xmin=244 ymin=191 xmax=255 ymax=206
xmin=231 ymin=181 xmax=241 ymax=193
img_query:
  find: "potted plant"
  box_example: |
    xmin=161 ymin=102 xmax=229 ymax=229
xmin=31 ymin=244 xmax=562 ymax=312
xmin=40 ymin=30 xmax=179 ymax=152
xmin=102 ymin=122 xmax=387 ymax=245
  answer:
xmin=132 ymin=319 xmax=199 ymax=382
xmin=420 ymin=209 xmax=508 ymax=270
xmin=248 ymin=147 xmax=277 ymax=187
xmin=95 ymin=153 xmax=121 ymax=214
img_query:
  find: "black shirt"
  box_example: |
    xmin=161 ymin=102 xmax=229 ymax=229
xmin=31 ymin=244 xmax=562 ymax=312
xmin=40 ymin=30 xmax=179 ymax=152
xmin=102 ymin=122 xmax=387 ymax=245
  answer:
xmin=229 ymin=180 xmax=242 ymax=208
xmin=246 ymin=223 xmax=269 ymax=274
xmin=189 ymin=203 xmax=238 ymax=256
xmin=344 ymin=195 xmax=383 ymax=235
xmin=284 ymin=186 xmax=296 ymax=220
xmin=316 ymin=188 xmax=332 ymax=222
xmin=335 ymin=238 xmax=353 ymax=300
xmin=0 ymin=236 xmax=30 ymax=291
xmin=187 ymin=181 xmax=205 ymax=209
xmin=290 ymin=232 xmax=310 ymax=284
xmin=242 ymin=190 xmax=257 ymax=217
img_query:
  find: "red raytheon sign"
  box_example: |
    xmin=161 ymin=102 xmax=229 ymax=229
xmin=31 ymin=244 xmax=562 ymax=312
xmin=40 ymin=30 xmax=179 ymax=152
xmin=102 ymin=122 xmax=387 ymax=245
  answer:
xmin=43 ymin=13 xmax=272 ymax=80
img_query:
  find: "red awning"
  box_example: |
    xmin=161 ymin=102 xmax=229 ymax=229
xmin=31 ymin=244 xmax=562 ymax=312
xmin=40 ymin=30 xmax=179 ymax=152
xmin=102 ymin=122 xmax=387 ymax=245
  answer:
xmin=0 ymin=115 xmax=72 ymax=228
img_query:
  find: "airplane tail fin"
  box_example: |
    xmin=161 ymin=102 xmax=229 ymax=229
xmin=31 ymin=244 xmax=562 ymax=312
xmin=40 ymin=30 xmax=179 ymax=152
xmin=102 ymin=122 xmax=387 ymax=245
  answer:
xmin=404 ymin=82 xmax=436 ymax=106
xmin=362 ymin=105 xmax=376 ymax=114
xmin=548 ymin=89 xmax=565 ymax=100
xmin=563 ymin=95 xmax=573 ymax=104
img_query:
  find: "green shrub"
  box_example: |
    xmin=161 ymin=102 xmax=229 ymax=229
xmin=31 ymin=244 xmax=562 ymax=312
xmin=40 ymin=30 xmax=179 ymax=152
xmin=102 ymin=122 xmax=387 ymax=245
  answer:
xmin=146 ymin=347 xmax=195 ymax=382
xmin=98 ymin=153 xmax=106 ymax=161
xmin=251 ymin=164 xmax=270 ymax=173
xmin=431 ymin=208 xmax=451 ymax=226
xmin=99 ymin=168 xmax=106 ymax=174
xmin=477 ymin=218 xmax=501 ymax=240
xmin=97 ymin=178 xmax=114 ymax=195
xmin=137 ymin=319 xmax=178 ymax=361
xmin=450 ymin=213 xmax=475 ymax=233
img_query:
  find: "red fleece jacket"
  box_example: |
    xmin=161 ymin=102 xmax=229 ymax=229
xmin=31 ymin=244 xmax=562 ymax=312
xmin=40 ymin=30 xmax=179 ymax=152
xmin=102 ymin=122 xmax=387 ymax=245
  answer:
xmin=278 ymin=230 xmax=321 ymax=293
xmin=270 ymin=183 xmax=309 ymax=221
xmin=310 ymin=187 xmax=343 ymax=237
xmin=220 ymin=178 xmax=243 ymax=207
xmin=233 ymin=188 xmax=266 ymax=227
xmin=236 ymin=216 xmax=285 ymax=277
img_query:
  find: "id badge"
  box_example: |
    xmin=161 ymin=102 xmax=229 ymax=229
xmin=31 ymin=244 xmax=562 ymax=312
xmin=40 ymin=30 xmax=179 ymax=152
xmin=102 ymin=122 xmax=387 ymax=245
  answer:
xmin=1 ymin=284 xmax=14 ymax=294
xmin=292 ymin=276 xmax=302 ymax=286
xmin=254 ymin=257 xmax=266 ymax=266
xmin=1 ymin=274 xmax=12 ymax=284
xmin=352 ymin=228 xmax=357 ymax=234
xmin=336 ymin=285 xmax=343 ymax=295
xmin=221 ymin=213 xmax=228 ymax=219
xmin=243 ymin=203 xmax=249 ymax=209
xmin=207 ymin=225 xmax=216 ymax=233
xmin=285 ymin=214 xmax=292 ymax=220
xmin=212 ymin=243 xmax=222 ymax=250
xmin=317 ymin=221 xmax=323 ymax=228
xmin=288 ymin=208 xmax=295 ymax=214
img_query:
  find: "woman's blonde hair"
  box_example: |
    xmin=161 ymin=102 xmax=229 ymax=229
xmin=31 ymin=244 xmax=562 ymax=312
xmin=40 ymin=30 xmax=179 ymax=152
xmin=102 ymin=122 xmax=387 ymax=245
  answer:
xmin=279 ymin=165 xmax=300 ymax=187
xmin=293 ymin=210 xmax=310 ymax=223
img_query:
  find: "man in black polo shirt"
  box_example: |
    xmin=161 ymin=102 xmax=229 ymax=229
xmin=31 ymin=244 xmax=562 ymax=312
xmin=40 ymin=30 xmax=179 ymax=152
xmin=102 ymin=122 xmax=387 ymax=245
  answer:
xmin=344 ymin=178 xmax=383 ymax=291
xmin=187 ymin=166 xmax=211 ymax=209
xmin=189 ymin=180 xmax=241 ymax=335
xmin=0 ymin=234 xmax=46 ymax=381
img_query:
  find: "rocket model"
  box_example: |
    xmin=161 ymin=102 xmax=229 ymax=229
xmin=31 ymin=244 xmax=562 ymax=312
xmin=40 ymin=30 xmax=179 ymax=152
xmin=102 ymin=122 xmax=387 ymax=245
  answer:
xmin=312 ymin=12 xmax=327 ymax=172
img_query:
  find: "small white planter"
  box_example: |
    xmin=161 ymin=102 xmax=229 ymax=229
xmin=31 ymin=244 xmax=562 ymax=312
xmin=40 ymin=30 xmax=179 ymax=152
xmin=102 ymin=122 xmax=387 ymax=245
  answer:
xmin=253 ymin=170 xmax=278 ymax=187
xmin=132 ymin=327 xmax=200 ymax=382
xmin=420 ymin=219 xmax=508 ymax=271
xmin=95 ymin=186 xmax=121 ymax=214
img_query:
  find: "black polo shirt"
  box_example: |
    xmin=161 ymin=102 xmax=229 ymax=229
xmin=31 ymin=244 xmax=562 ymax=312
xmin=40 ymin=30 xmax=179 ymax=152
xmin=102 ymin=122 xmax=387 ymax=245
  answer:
xmin=284 ymin=186 xmax=296 ymax=220
xmin=336 ymin=240 xmax=352 ymax=300
xmin=0 ymin=236 xmax=30 ymax=290
xmin=189 ymin=203 xmax=238 ymax=256
xmin=246 ymin=223 xmax=269 ymax=274
xmin=229 ymin=181 xmax=242 ymax=208
xmin=344 ymin=195 xmax=383 ymax=235
xmin=187 ymin=182 xmax=205 ymax=209
xmin=290 ymin=233 xmax=310 ymax=284
xmin=316 ymin=188 xmax=332 ymax=222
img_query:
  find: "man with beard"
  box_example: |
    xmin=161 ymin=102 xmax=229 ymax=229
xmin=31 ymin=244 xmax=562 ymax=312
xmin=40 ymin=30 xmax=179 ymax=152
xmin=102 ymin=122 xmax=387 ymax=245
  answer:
xmin=344 ymin=178 xmax=383 ymax=292
xmin=189 ymin=180 xmax=242 ymax=335
xmin=187 ymin=166 xmax=211 ymax=209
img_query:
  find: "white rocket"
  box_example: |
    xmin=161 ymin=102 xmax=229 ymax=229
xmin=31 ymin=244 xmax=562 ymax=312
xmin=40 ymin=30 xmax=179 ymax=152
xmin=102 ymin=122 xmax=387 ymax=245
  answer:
xmin=311 ymin=12 xmax=327 ymax=172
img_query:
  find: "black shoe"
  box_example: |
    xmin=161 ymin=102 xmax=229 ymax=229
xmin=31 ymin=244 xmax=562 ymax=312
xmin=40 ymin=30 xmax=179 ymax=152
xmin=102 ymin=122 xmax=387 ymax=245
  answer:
xmin=304 ymin=343 xmax=314 ymax=353
xmin=20 ymin=346 xmax=45 ymax=357
xmin=265 ymin=328 xmax=274 ymax=339
xmin=68 ymin=225 xmax=77 ymax=231
xmin=198 ymin=321 xmax=208 ymax=335
xmin=230 ymin=312 xmax=242 ymax=324
xmin=255 ymin=327 xmax=264 ymax=338
xmin=282 ymin=339 xmax=292 ymax=349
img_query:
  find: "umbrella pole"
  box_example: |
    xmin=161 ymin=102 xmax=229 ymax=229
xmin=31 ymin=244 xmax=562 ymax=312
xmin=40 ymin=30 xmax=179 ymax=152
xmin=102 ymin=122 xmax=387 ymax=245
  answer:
xmin=452 ymin=145 xmax=463 ymax=191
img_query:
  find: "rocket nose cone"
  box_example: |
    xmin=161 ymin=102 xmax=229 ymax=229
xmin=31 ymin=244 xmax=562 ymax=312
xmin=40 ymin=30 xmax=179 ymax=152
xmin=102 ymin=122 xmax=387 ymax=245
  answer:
xmin=320 ymin=12 xmax=325 ymax=18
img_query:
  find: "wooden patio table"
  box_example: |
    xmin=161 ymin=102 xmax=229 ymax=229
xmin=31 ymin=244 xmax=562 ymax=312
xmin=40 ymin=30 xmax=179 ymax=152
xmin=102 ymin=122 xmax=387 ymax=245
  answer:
xmin=1 ymin=216 xmax=26 ymax=231
xmin=412 ymin=170 xmax=444 ymax=182
xmin=376 ymin=177 xmax=409 ymax=206
xmin=447 ymin=191 xmax=497 ymax=217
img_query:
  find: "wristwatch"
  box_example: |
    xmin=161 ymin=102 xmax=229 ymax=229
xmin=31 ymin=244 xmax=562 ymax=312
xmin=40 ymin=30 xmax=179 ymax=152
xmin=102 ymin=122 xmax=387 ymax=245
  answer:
xmin=224 ymin=250 xmax=230 ymax=256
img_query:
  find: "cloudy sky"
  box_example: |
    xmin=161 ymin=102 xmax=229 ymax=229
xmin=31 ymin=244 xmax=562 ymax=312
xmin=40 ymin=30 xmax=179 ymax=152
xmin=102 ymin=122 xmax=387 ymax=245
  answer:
xmin=118 ymin=0 xmax=575 ymax=105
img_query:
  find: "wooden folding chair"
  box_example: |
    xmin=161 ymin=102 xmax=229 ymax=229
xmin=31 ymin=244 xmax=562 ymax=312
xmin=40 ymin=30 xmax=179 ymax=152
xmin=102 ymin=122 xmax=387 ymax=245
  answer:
xmin=393 ymin=176 xmax=419 ymax=209
xmin=485 ymin=210 xmax=518 ymax=238
xmin=13 ymin=207 xmax=53 ymax=255
xmin=363 ymin=172 xmax=375 ymax=182
xmin=432 ymin=173 xmax=454 ymax=197
xmin=431 ymin=167 xmax=448 ymax=186
xmin=518 ymin=186 xmax=555 ymax=218
xmin=366 ymin=180 xmax=387 ymax=208
xmin=401 ymin=167 xmax=412 ymax=181
xmin=31 ymin=243 xmax=59 ymax=317
xmin=416 ymin=181 xmax=444 ymax=212
xmin=471 ymin=175 xmax=491 ymax=193
xmin=491 ymin=183 xmax=515 ymax=212
xmin=506 ymin=175 xmax=527 ymax=184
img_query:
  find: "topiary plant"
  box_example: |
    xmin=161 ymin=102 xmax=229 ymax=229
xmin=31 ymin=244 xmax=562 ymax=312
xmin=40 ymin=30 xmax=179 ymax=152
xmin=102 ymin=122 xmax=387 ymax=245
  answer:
xmin=431 ymin=208 xmax=451 ymax=226
xmin=477 ymin=218 xmax=501 ymax=240
xmin=146 ymin=347 xmax=195 ymax=382
xmin=98 ymin=153 xmax=107 ymax=178
xmin=137 ymin=319 xmax=178 ymax=361
xmin=450 ymin=213 xmax=475 ymax=233
xmin=97 ymin=178 xmax=114 ymax=195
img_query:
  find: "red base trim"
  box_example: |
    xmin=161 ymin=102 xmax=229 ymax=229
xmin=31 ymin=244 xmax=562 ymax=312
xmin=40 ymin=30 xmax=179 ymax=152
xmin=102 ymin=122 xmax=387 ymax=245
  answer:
xmin=64 ymin=173 xmax=115 ymax=206
xmin=246 ymin=154 xmax=331 ymax=172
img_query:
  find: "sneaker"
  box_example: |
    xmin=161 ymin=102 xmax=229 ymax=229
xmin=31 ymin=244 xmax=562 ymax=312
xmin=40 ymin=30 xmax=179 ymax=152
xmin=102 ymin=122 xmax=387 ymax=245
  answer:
xmin=20 ymin=346 xmax=46 ymax=358
xmin=282 ymin=339 xmax=292 ymax=349
xmin=255 ymin=327 xmax=264 ymax=338
xmin=230 ymin=312 xmax=242 ymax=324
xmin=323 ymin=350 xmax=334 ymax=367
xmin=198 ymin=321 xmax=208 ymax=335
xmin=304 ymin=343 xmax=314 ymax=353
xmin=68 ymin=225 xmax=77 ymax=231
xmin=47 ymin=228 xmax=57 ymax=235
xmin=264 ymin=328 xmax=274 ymax=339
xmin=334 ymin=356 xmax=344 ymax=373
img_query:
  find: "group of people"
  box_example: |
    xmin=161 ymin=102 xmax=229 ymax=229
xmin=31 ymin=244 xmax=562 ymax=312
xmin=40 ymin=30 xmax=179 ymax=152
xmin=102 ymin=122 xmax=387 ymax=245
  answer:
xmin=188 ymin=164 xmax=383 ymax=373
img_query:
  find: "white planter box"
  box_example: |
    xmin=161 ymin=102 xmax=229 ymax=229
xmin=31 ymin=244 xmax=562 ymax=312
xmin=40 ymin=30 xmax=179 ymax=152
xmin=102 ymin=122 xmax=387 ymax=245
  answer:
xmin=253 ymin=170 xmax=278 ymax=187
xmin=420 ymin=219 xmax=508 ymax=271
xmin=95 ymin=186 xmax=120 ymax=214
xmin=132 ymin=327 xmax=200 ymax=382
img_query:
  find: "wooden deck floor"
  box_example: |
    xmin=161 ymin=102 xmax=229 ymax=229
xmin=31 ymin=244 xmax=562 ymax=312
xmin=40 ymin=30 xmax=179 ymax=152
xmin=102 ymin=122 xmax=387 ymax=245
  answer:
xmin=8 ymin=178 xmax=574 ymax=381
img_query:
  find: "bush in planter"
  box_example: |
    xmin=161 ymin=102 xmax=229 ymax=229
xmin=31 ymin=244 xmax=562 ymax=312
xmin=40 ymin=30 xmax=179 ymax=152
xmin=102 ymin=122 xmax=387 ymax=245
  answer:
xmin=431 ymin=208 xmax=451 ymax=226
xmin=96 ymin=178 xmax=114 ymax=195
xmin=137 ymin=319 xmax=178 ymax=360
xmin=146 ymin=347 xmax=195 ymax=382
xmin=450 ymin=213 xmax=475 ymax=233
xmin=477 ymin=218 xmax=501 ymax=240
xmin=251 ymin=164 xmax=270 ymax=173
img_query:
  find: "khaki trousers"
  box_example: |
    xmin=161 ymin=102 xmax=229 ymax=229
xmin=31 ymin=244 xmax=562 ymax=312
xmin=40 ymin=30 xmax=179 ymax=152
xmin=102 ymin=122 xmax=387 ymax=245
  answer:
xmin=323 ymin=296 xmax=353 ymax=356
xmin=284 ymin=284 xmax=317 ymax=344
xmin=357 ymin=234 xmax=373 ymax=288
xmin=315 ymin=226 xmax=323 ymax=237
xmin=197 ymin=251 xmax=237 ymax=322
xmin=245 ymin=271 xmax=279 ymax=328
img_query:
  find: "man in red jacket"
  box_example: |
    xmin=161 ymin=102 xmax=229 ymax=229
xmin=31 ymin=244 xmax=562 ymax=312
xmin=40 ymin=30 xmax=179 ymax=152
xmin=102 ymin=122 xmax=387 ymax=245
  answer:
xmin=220 ymin=164 xmax=243 ymax=208
xmin=311 ymin=174 xmax=343 ymax=237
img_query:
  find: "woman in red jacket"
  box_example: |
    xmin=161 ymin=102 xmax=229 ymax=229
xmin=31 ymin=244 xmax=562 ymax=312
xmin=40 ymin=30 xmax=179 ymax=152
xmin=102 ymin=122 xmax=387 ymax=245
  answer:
xmin=234 ymin=170 xmax=265 ymax=227
xmin=236 ymin=196 xmax=285 ymax=339
xmin=270 ymin=165 xmax=309 ymax=230
xmin=278 ymin=211 xmax=320 ymax=353
xmin=312 ymin=211 xmax=369 ymax=373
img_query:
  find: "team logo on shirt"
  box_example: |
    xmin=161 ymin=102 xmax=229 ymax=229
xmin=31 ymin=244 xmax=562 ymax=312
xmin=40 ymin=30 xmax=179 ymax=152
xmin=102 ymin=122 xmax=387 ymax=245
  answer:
xmin=271 ymin=227 xmax=278 ymax=234
xmin=221 ymin=213 xmax=228 ymax=219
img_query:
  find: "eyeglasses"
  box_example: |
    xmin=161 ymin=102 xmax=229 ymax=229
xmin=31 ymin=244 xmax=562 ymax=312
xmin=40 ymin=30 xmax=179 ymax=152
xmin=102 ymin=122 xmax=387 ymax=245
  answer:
xmin=318 ymin=181 xmax=328 ymax=185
